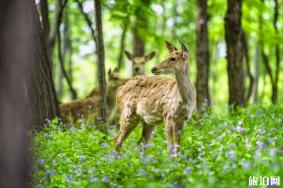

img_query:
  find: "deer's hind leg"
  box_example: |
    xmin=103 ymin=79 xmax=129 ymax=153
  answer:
xmin=115 ymin=113 xmax=139 ymax=153
xmin=138 ymin=121 xmax=155 ymax=147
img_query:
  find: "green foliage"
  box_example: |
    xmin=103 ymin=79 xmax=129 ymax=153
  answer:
xmin=32 ymin=106 xmax=283 ymax=187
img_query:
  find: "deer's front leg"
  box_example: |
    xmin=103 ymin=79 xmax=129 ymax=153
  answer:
xmin=165 ymin=119 xmax=174 ymax=153
xmin=173 ymin=122 xmax=184 ymax=154
xmin=115 ymin=116 xmax=138 ymax=154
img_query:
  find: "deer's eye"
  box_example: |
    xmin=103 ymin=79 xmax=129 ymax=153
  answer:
xmin=171 ymin=57 xmax=176 ymax=61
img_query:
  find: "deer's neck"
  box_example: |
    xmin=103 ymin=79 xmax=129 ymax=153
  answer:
xmin=175 ymin=64 xmax=194 ymax=104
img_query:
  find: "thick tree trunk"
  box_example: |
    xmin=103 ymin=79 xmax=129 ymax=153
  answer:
xmin=0 ymin=1 xmax=32 ymax=187
xmin=27 ymin=0 xmax=60 ymax=129
xmin=196 ymin=0 xmax=210 ymax=112
xmin=224 ymin=0 xmax=245 ymax=107
xmin=94 ymin=0 xmax=107 ymax=123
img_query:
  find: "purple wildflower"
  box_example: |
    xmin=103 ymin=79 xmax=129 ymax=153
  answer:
xmin=254 ymin=149 xmax=261 ymax=159
xmin=226 ymin=151 xmax=236 ymax=159
xmin=102 ymin=176 xmax=109 ymax=182
xmin=280 ymin=148 xmax=283 ymax=155
xmin=183 ymin=167 xmax=191 ymax=175
xmin=243 ymin=161 xmax=251 ymax=169
xmin=269 ymin=148 xmax=277 ymax=157
xmin=101 ymin=142 xmax=108 ymax=148
xmin=49 ymin=170 xmax=56 ymax=177
xmin=79 ymin=156 xmax=86 ymax=163
xmin=38 ymin=159 xmax=45 ymax=166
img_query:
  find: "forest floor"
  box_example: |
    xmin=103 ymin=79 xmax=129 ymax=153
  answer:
xmin=32 ymin=105 xmax=283 ymax=188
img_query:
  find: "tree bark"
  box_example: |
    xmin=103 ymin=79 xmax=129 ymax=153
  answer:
xmin=196 ymin=0 xmax=210 ymax=112
xmin=117 ymin=23 xmax=128 ymax=69
xmin=56 ymin=0 xmax=77 ymax=100
xmin=94 ymin=0 xmax=107 ymax=123
xmin=0 ymin=1 xmax=32 ymax=187
xmin=224 ymin=0 xmax=245 ymax=107
xmin=39 ymin=0 xmax=50 ymax=45
xmin=253 ymin=44 xmax=260 ymax=104
xmin=132 ymin=0 xmax=150 ymax=56
xmin=242 ymin=32 xmax=254 ymax=103
xmin=272 ymin=0 xmax=280 ymax=104
xmin=27 ymin=0 xmax=60 ymax=129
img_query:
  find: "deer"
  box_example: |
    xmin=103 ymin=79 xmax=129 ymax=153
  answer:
xmin=115 ymin=41 xmax=196 ymax=154
xmin=124 ymin=50 xmax=156 ymax=76
xmin=60 ymin=68 xmax=128 ymax=123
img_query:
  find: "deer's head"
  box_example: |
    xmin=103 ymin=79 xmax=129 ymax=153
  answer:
xmin=124 ymin=50 xmax=156 ymax=76
xmin=151 ymin=41 xmax=189 ymax=75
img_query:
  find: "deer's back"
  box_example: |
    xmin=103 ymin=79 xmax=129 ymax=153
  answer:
xmin=116 ymin=76 xmax=182 ymax=124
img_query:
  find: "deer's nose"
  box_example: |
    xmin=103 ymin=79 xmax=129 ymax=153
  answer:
xmin=135 ymin=67 xmax=140 ymax=72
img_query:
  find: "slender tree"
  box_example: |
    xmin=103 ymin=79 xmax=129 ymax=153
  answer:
xmin=242 ymin=32 xmax=254 ymax=103
xmin=224 ymin=0 xmax=245 ymax=107
xmin=272 ymin=0 xmax=280 ymax=103
xmin=117 ymin=23 xmax=128 ymax=69
xmin=94 ymin=0 xmax=107 ymax=123
xmin=56 ymin=0 xmax=78 ymax=99
xmin=196 ymin=0 xmax=210 ymax=112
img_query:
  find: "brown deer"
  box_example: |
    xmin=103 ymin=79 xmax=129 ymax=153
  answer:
xmin=115 ymin=41 xmax=196 ymax=154
xmin=124 ymin=50 xmax=156 ymax=76
xmin=60 ymin=68 xmax=128 ymax=123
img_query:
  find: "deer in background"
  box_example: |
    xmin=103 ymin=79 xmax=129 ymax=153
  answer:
xmin=124 ymin=50 xmax=156 ymax=76
xmin=115 ymin=41 xmax=196 ymax=154
xmin=60 ymin=68 xmax=128 ymax=123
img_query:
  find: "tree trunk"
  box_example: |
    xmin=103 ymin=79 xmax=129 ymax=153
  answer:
xmin=117 ymin=23 xmax=128 ymax=69
xmin=0 ymin=1 xmax=33 ymax=187
xmin=224 ymin=0 xmax=245 ymax=107
xmin=133 ymin=26 xmax=145 ymax=57
xmin=253 ymin=44 xmax=260 ymax=104
xmin=132 ymin=0 xmax=150 ymax=57
xmin=272 ymin=0 xmax=280 ymax=104
xmin=27 ymin=0 xmax=60 ymax=129
xmin=56 ymin=1 xmax=77 ymax=100
xmin=196 ymin=0 xmax=210 ymax=112
xmin=94 ymin=0 xmax=107 ymax=123
xmin=75 ymin=0 xmax=96 ymax=42
xmin=242 ymin=32 xmax=254 ymax=103
xmin=39 ymin=0 xmax=50 ymax=45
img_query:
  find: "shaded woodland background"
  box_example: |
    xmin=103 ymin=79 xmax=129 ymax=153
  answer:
xmin=0 ymin=0 xmax=283 ymax=187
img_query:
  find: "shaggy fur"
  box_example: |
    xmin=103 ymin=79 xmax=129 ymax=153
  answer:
xmin=115 ymin=41 xmax=196 ymax=154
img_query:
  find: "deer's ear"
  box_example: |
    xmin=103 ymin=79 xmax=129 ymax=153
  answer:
xmin=145 ymin=51 xmax=156 ymax=61
xmin=181 ymin=42 xmax=188 ymax=59
xmin=108 ymin=68 xmax=112 ymax=76
xmin=124 ymin=50 xmax=133 ymax=61
xmin=165 ymin=40 xmax=178 ymax=53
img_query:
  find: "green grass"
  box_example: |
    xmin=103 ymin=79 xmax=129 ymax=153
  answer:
xmin=32 ymin=105 xmax=283 ymax=188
